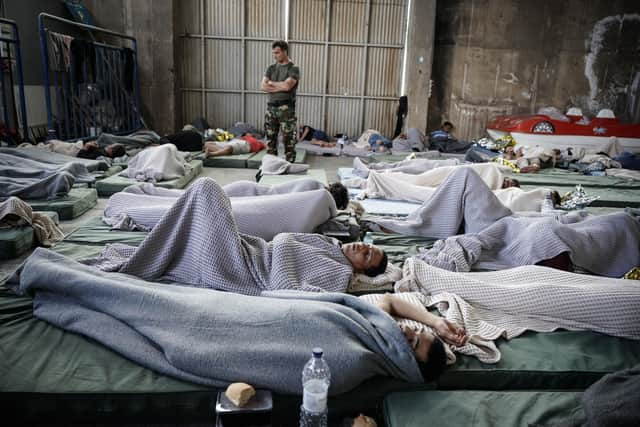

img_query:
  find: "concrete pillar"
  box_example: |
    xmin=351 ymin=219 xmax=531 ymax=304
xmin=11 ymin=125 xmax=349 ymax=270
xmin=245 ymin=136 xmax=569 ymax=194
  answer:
xmin=404 ymin=0 xmax=436 ymax=133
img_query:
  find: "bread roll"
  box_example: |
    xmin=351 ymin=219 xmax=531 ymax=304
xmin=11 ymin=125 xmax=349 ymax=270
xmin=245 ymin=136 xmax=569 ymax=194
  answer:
xmin=225 ymin=382 xmax=256 ymax=407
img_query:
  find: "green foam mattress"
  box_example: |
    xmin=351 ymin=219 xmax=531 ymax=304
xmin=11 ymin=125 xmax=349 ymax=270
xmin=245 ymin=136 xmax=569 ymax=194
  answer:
xmin=96 ymin=160 xmax=203 ymax=197
xmin=27 ymin=188 xmax=98 ymax=220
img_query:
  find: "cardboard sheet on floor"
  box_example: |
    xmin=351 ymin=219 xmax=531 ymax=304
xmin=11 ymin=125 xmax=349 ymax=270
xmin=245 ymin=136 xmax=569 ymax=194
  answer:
xmin=27 ymin=188 xmax=98 ymax=220
xmin=384 ymin=390 xmax=584 ymax=427
xmin=0 ymin=211 xmax=59 ymax=260
xmin=96 ymin=160 xmax=203 ymax=197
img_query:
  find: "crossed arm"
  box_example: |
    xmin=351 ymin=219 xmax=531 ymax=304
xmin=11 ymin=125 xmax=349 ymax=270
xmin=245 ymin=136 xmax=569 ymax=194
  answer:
xmin=375 ymin=293 xmax=467 ymax=346
xmin=261 ymin=76 xmax=297 ymax=93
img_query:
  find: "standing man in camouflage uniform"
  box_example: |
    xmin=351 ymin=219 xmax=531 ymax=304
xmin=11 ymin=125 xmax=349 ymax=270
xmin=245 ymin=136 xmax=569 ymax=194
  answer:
xmin=261 ymin=40 xmax=300 ymax=162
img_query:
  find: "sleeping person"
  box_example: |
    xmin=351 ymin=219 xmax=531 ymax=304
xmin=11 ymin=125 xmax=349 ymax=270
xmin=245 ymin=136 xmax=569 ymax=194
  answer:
xmin=298 ymin=125 xmax=334 ymax=147
xmin=347 ymin=162 xmax=557 ymax=212
xmin=91 ymin=177 xmax=389 ymax=295
xmin=103 ymin=180 xmax=349 ymax=236
xmin=204 ymin=134 xmax=265 ymax=157
xmin=367 ymin=168 xmax=640 ymax=278
xmin=18 ymin=139 xmax=126 ymax=159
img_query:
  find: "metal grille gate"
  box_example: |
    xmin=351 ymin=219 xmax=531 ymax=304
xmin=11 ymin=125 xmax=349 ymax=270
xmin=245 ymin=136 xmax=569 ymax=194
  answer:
xmin=38 ymin=13 xmax=142 ymax=141
xmin=0 ymin=18 xmax=27 ymax=143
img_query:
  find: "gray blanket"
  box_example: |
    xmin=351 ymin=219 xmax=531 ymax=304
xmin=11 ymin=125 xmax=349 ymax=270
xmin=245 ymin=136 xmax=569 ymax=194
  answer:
xmin=582 ymin=365 xmax=640 ymax=427
xmin=93 ymin=178 xmax=353 ymax=294
xmin=0 ymin=152 xmax=93 ymax=200
xmin=0 ymin=146 xmax=108 ymax=172
xmin=368 ymin=167 xmax=513 ymax=238
xmin=8 ymin=248 xmax=421 ymax=394
xmin=121 ymin=144 xmax=189 ymax=182
xmin=96 ymin=130 xmax=160 ymax=156
xmin=260 ymin=153 xmax=309 ymax=175
xmin=104 ymin=184 xmax=337 ymax=240
xmin=416 ymin=212 xmax=640 ymax=278
xmin=223 ymin=178 xmax=324 ymax=197
xmin=397 ymin=259 xmax=640 ymax=342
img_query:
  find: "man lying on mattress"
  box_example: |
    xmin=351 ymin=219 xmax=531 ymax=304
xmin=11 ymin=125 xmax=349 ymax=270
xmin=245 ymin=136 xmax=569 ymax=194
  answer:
xmin=346 ymin=161 xmax=561 ymax=212
xmin=84 ymin=176 xmax=469 ymax=380
xmin=366 ymin=167 xmax=640 ymax=278
xmin=103 ymin=179 xmax=350 ymax=239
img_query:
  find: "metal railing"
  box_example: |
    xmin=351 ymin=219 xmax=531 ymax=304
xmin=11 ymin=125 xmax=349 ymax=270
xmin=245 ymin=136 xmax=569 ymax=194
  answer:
xmin=0 ymin=18 xmax=28 ymax=143
xmin=38 ymin=13 xmax=141 ymax=140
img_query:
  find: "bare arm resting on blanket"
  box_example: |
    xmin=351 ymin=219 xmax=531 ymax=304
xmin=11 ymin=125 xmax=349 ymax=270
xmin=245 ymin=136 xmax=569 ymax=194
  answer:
xmin=375 ymin=293 xmax=467 ymax=350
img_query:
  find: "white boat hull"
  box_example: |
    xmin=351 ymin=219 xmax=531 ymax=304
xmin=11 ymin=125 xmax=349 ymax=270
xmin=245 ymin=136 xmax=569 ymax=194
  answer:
xmin=505 ymin=132 xmax=640 ymax=153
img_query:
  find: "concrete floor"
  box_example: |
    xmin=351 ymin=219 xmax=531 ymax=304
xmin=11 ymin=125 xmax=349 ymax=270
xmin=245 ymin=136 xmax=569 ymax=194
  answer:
xmin=0 ymin=153 xmax=356 ymax=282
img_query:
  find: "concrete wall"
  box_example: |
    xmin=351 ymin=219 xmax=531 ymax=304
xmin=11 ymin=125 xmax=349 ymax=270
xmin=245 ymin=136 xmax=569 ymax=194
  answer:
xmin=404 ymin=0 xmax=436 ymax=132
xmin=428 ymin=0 xmax=640 ymax=140
xmin=84 ymin=0 xmax=177 ymax=135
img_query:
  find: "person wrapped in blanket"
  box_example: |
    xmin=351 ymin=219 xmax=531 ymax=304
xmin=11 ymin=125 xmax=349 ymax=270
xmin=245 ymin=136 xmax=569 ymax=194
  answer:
xmin=91 ymin=176 xmax=466 ymax=381
xmin=18 ymin=139 xmax=126 ymax=160
xmin=367 ymin=167 xmax=640 ymax=278
xmin=204 ymin=134 xmax=266 ymax=158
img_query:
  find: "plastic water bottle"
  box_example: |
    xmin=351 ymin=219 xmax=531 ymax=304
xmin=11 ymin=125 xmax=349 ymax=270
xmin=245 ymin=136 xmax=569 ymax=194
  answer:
xmin=541 ymin=192 xmax=554 ymax=213
xmin=299 ymin=348 xmax=330 ymax=427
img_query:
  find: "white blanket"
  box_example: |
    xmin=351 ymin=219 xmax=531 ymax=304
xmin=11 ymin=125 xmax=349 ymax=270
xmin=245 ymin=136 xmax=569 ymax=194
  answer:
xmin=360 ymin=163 xmax=548 ymax=212
xmin=104 ymin=183 xmax=337 ymax=240
xmin=0 ymin=197 xmax=64 ymax=246
xmin=395 ymin=259 xmax=640 ymax=363
xmin=122 ymin=144 xmax=189 ymax=182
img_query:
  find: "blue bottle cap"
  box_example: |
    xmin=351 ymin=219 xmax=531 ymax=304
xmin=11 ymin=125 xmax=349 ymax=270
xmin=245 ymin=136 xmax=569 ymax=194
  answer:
xmin=312 ymin=347 xmax=323 ymax=357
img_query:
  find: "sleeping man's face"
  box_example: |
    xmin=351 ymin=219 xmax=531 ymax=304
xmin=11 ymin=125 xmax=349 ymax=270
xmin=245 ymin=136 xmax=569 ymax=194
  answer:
xmin=400 ymin=324 xmax=436 ymax=362
xmin=341 ymin=242 xmax=383 ymax=274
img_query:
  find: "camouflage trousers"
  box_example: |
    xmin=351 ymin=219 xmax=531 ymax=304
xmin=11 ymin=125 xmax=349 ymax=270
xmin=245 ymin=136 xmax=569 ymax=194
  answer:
xmin=264 ymin=104 xmax=297 ymax=162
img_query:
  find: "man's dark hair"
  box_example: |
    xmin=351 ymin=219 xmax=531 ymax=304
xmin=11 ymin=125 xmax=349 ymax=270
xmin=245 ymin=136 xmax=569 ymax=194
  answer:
xmin=510 ymin=177 xmax=520 ymax=188
xmin=417 ymin=338 xmax=447 ymax=382
xmin=442 ymin=121 xmax=454 ymax=128
xmin=272 ymin=40 xmax=289 ymax=53
xmin=110 ymin=144 xmax=126 ymax=158
xmin=326 ymin=182 xmax=349 ymax=209
xmin=363 ymin=250 xmax=388 ymax=278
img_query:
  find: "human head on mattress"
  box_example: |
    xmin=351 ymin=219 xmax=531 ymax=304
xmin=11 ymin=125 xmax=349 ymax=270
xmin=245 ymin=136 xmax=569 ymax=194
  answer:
xmin=371 ymin=293 xmax=463 ymax=381
xmin=341 ymin=242 xmax=388 ymax=278
xmin=326 ymin=182 xmax=349 ymax=210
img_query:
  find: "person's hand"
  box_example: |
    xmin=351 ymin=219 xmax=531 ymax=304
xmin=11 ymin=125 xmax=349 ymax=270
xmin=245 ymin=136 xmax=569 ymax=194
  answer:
xmin=84 ymin=141 xmax=98 ymax=149
xmin=434 ymin=318 xmax=466 ymax=347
